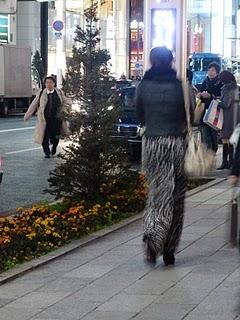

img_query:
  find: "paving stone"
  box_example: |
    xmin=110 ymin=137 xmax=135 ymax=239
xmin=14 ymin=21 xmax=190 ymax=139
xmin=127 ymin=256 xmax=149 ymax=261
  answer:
xmin=185 ymin=201 xmax=202 ymax=208
xmin=5 ymin=292 xmax=69 ymax=310
xmin=0 ymin=298 xmax=13 ymax=308
xmin=33 ymin=299 xmax=99 ymax=320
xmin=185 ymin=288 xmax=239 ymax=319
xmin=80 ymin=311 xmax=136 ymax=320
xmin=0 ymin=280 xmax=44 ymax=299
xmin=63 ymin=263 xmax=114 ymax=280
xmin=184 ymin=311 xmax=236 ymax=320
xmin=69 ymin=282 xmax=124 ymax=303
xmin=36 ymin=277 xmax=91 ymax=294
xmin=176 ymin=272 xmax=227 ymax=290
xmin=0 ymin=306 xmax=42 ymax=320
xmin=106 ymin=244 xmax=143 ymax=257
xmin=155 ymin=287 xmax=210 ymax=305
xmin=183 ymin=225 xmax=217 ymax=236
xmin=97 ymin=293 xmax=156 ymax=312
xmin=135 ymin=303 xmax=196 ymax=320
xmin=190 ymin=259 xmax=239 ymax=275
xmin=124 ymin=278 xmax=174 ymax=296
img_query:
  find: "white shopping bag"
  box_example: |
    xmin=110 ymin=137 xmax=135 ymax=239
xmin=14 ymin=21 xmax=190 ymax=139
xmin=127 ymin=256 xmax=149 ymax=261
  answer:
xmin=203 ymin=99 xmax=223 ymax=131
xmin=230 ymin=124 xmax=240 ymax=145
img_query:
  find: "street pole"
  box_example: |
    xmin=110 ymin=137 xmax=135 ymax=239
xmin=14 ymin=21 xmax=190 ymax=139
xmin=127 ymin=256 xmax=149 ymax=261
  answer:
xmin=180 ymin=0 xmax=187 ymax=80
xmin=55 ymin=0 xmax=66 ymax=88
xmin=40 ymin=1 xmax=48 ymax=76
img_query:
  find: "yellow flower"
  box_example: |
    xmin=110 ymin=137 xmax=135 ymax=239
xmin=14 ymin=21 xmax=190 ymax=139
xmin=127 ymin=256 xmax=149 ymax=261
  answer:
xmin=4 ymin=226 xmax=10 ymax=232
xmin=26 ymin=232 xmax=36 ymax=240
xmin=53 ymin=232 xmax=61 ymax=238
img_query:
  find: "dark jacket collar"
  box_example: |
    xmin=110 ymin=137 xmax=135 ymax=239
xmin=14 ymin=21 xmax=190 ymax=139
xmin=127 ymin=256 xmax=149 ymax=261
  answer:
xmin=205 ymin=75 xmax=220 ymax=85
xmin=143 ymin=66 xmax=177 ymax=82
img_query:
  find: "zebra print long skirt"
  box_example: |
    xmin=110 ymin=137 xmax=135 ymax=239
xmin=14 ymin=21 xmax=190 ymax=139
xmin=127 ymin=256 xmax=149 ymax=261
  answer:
xmin=142 ymin=136 xmax=187 ymax=256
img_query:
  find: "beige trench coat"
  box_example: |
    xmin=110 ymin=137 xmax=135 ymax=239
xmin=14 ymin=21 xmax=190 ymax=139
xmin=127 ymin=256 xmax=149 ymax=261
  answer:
xmin=24 ymin=88 xmax=71 ymax=144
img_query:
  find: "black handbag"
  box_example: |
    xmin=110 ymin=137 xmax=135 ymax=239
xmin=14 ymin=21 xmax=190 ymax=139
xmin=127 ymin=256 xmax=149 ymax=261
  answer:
xmin=0 ymin=157 xmax=2 ymax=184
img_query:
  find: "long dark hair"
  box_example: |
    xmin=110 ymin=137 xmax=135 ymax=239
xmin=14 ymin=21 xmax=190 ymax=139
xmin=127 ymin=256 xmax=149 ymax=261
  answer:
xmin=150 ymin=46 xmax=173 ymax=68
xmin=219 ymin=71 xmax=236 ymax=85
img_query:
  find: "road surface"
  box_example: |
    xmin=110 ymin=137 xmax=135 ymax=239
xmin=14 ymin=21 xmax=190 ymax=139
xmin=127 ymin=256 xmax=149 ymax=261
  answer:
xmin=0 ymin=117 xmax=64 ymax=213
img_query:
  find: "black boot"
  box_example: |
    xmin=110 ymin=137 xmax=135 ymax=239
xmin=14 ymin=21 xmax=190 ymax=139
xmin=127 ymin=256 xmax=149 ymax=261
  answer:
xmin=218 ymin=144 xmax=229 ymax=170
xmin=228 ymin=144 xmax=234 ymax=169
xmin=163 ymin=252 xmax=175 ymax=266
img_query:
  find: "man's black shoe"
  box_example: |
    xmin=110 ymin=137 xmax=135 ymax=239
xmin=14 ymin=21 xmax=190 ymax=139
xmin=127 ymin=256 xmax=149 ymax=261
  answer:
xmin=51 ymin=146 xmax=57 ymax=156
xmin=44 ymin=154 xmax=50 ymax=159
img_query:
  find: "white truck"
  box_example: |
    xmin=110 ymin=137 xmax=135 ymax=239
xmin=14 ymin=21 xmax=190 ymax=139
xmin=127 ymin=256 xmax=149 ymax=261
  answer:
xmin=0 ymin=44 xmax=41 ymax=116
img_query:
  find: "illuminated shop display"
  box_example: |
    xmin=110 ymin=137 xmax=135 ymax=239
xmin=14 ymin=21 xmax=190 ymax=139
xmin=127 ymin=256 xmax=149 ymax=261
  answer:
xmin=151 ymin=9 xmax=176 ymax=53
xmin=129 ymin=0 xmax=144 ymax=79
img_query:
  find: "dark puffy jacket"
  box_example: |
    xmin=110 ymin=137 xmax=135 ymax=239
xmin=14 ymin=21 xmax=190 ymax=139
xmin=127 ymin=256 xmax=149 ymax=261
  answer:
xmin=135 ymin=67 xmax=188 ymax=138
xmin=200 ymin=76 xmax=222 ymax=109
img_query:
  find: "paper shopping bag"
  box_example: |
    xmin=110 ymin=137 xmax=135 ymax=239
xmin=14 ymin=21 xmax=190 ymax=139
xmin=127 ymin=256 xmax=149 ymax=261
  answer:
xmin=194 ymin=99 xmax=205 ymax=125
xmin=203 ymin=99 xmax=223 ymax=131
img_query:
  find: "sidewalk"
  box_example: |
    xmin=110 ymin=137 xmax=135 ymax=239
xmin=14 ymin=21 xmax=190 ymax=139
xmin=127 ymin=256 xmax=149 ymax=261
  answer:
xmin=0 ymin=180 xmax=239 ymax=320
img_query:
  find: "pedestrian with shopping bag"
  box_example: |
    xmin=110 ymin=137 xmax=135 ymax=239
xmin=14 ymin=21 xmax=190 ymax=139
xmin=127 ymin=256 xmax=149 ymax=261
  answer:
xmin=135 ymin=46 xmax=194 ymax=266
xmin=24 ymin=76 xmax=71 ymax=158
xmin=217 ymin=71 xmax=239 ymax=170
xmin=197 ymin=62 xmax=223 ymax=152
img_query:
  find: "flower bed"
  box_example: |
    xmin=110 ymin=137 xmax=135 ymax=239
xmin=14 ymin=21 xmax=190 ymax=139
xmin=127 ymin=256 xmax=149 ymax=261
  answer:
xmin=0 ymin=175 xmax=211 ymax=273
xmin=0 ymin=174 xmax=147 ymax=272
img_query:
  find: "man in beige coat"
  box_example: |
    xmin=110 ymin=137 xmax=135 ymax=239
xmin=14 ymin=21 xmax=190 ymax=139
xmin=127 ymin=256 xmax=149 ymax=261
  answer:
xmin=24 ymin=76 xmax=71 ymax=158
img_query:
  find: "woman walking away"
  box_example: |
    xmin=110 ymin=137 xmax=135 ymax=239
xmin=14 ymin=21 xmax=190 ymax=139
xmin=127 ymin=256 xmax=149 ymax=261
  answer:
xmin=218 ymin=71 xmax=239 ymax=170
xmin=24 ymin=76 xmax=71 ymax=158
xmin=136 ymin=46 xmax=192 ymax=266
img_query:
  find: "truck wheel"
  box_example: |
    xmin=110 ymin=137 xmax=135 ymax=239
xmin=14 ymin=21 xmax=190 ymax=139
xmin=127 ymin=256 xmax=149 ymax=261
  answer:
xmin=0 ymin=104 xmax=8 ymax=117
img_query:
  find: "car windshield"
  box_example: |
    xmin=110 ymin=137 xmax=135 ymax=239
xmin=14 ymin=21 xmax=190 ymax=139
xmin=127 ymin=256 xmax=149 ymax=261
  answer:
xmin=120 ymin=88 xmax=135 ymax=109
xmin=189 ymin=58 xmax=221 ymax=72
xmin=118 ymin=87 xmax=137 ymax=124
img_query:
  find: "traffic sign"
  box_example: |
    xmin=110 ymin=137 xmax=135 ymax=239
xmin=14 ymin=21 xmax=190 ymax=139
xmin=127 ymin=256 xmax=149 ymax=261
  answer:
xmin=53 ymin=20 xmax=64 ymax=32
xmin=54 ymin=32 xmax=62 ymax=40
xmin=135 ymin=62 xmax=143 ymax=70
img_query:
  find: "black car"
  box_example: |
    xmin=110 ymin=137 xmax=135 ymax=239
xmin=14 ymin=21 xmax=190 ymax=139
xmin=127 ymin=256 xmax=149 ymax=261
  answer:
xmin=113 ymin=86 xmax=141 ymax=163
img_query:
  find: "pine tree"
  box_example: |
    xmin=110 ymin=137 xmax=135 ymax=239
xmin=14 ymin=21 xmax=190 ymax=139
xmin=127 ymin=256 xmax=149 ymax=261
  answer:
xmin=47 ymin=1 xmax=138 ymax=204
xmin=32 ymin=50 xmax=45 ymax=83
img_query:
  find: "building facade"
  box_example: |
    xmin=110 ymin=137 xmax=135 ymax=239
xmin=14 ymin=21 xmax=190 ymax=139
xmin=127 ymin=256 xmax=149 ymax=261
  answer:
xmin=1 ymin=0 xmax=240 ymax=79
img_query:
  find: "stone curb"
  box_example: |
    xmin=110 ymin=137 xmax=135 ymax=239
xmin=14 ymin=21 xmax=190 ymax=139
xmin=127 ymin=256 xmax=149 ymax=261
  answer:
xmin=0 ymin=177 xmax=226 ymax=285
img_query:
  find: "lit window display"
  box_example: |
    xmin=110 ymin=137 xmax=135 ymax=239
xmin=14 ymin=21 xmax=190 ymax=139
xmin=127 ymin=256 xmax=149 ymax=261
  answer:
xmin=151 ymin=9 xmax=176 ymax=53
xmin=129 ymin=0 xmax=144 ymax=79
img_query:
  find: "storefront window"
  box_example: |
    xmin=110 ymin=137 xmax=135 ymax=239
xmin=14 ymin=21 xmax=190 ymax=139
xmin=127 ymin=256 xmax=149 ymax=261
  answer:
xmin=0 ymin=14 xmax=9 ymax=43
xmin=187 ymin=0 xmax=236 ymax=59
xmin=129 ymin=0 xmax=144 ymax=79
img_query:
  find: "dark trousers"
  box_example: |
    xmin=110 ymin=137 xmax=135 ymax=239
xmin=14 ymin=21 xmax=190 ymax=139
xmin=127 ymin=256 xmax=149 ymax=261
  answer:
xmin=42 ymin=118 xmax=62 ymax=156
xmin=201 ymin=125 xmax=218 ymax=153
